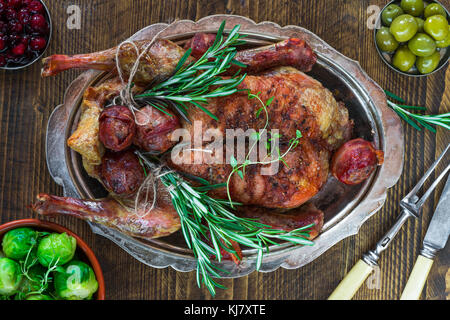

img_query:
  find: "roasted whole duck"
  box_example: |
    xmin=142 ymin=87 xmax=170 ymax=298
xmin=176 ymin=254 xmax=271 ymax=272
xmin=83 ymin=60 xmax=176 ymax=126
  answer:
xmin=33 ymin=33 xmax=383 ymax=245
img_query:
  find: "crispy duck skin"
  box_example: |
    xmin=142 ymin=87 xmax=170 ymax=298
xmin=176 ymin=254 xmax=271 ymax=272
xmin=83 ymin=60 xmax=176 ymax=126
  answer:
xmin=41 ymin=39 xmax=193 ymax=86
xmin=32 ymin=193 xmax=181 ymax=240
xmin=185 ymin=34 xmax=317 ymax=73
xmin=67 ymin=77 xmax=124 ymax=166
xmin=237 ymin=203 xmax=324 ymax=240
xmin=168 ymin=67 xmax=351 ymax=208
xmin=41 ymin=37 xmax=317 ymax=81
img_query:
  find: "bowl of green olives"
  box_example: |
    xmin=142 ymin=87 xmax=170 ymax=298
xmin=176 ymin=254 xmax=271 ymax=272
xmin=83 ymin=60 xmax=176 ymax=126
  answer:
xmin=375 ymin=0 xmax=450 ymax=76
xmin=0 ymin=219 xmax=105 ymax=300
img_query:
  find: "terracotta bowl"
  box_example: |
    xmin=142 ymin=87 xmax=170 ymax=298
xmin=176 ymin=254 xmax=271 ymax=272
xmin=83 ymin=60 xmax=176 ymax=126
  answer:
xmin=0 ymin=219 xmax=105 ymax=300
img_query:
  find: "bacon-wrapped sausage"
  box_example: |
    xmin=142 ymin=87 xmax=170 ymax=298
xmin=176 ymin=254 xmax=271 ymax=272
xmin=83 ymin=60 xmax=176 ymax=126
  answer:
xmin=133 ymin=106 xmax=180 ymax=154
xmin=331 ymin=138 xmax=384 ymax=185
xmin=184 ymin=33 xmax=217 ymax=59
xmin=99 ymin=105 xmax=136 ymax=152
xmin=100 ymin=149 xmax=145 ymax=196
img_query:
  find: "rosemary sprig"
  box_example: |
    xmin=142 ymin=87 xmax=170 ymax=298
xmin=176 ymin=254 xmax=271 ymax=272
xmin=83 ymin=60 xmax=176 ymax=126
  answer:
xmin=134 ymin=21 xmax=247 ymax=121
xmin=136 ymin=152 xmax=315 ymax=297
xmin=385 ymin=90 xmax=450 ymax=132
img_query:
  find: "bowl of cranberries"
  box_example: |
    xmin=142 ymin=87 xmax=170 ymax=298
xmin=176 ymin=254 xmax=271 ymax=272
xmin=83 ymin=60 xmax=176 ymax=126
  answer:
xmin=0 ymin=0 xmax=51 ymax=70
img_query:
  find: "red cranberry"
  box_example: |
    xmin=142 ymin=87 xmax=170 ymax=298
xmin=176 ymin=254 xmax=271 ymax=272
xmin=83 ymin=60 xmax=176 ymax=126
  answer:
xmin=11 ymin=42 xmax=25 ymax=55
xmin=5 ymin=7 xmax=17 ymax=20
xmin=8 ymin=33 xmax=21 ymax=44
xmin=0 ymin=37 xmax=5 ymax=50
xmin=0 ymin=21 xmax=7 ymax=33
xmin=20 ymin=34 xmax=29 ymax=45
xmin=8 ymin=20 xmax=23 ymax=33
xmin=22 ymin=0 xmax=31 ymax=6
xmin=18 ymin=7 xmax=30 ymax=24
xmin=28 ymin=0 xmax=43 ymax=14
xmin=6 ymin=0 xmax=21 ymax=8
xmin=5 ymin=49 xmax=14 ymax=59
xmin=29 ymin=35 xmax=45 ymax=50
xmin=0 ymin=54 xmax=6 ymax=67
xmin=0 ymin=1 xmax=5 ymax=15
xmin=29 ymin=13 xmax=47 ymax=32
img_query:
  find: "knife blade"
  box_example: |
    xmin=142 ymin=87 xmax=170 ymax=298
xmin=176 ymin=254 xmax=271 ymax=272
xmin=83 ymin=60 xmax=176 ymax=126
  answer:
xmin=421 ymin=174 xmax=450 ymax=255
xmin=400 ymin=173 xmax=450 ymax=300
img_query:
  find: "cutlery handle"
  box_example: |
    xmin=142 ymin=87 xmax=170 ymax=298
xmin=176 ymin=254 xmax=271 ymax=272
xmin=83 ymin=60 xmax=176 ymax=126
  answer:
xmin=328 ymin=259 xmax=374 ymax=300
xmin=400 ymin=255 xmax=434 ymax=300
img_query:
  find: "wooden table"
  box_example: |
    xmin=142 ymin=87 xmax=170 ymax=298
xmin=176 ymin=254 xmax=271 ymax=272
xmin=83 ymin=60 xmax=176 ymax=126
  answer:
xmin=0 ymin=0 xmax=449 ymax=300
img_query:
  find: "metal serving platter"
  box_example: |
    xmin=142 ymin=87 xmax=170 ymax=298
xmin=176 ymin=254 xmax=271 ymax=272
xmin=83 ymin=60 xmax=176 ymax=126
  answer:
xmin=45 ymin=15 xmax=404 ymax=277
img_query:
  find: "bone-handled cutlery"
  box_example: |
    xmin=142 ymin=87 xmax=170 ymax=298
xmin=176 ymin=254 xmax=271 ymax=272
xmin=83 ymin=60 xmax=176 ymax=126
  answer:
xmin=328 ymin=144 xmax=450 ymax=300
xmin=400 ymin=173 xmax=450 ymax=300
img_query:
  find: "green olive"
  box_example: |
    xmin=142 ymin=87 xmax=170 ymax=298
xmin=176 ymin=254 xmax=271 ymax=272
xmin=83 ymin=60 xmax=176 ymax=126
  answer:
xmin=416 ymin=51 xmax=441 ymax=74
xmin=390 ymin=14 xmax=419 ymax=42
xmin=382 ymin=4 xmax=404 ymax=26
xmin=392 ymin=45 xmax=417 ymax=72
xmin=424 ymin=3 xmax=447 ymax=18
xmin=415 ymin=17 xmax=425 ymax=32
xmin=436 ymin=26 xmax=450 ymax=48
xmin=376 ymin=27 xmax=399 ymax=52
xmin=408 ymin=33 xmax=437 ymax=56
xmin=424 ymin=15 xmax=449 ymax=40
xmin=400 ymin=0 xmax=424 ymax=17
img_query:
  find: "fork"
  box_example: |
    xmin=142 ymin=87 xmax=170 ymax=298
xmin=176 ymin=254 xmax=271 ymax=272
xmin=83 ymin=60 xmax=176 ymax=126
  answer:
xmin=328 ymin=143 xmax=450 ymax=300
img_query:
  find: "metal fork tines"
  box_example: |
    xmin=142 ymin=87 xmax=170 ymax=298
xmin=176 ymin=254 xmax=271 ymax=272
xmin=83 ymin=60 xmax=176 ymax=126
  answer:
xmin=400 ymin=144 xmax=450 ymax=218
xmin=363 ymin=143 xmax=450 ymax=266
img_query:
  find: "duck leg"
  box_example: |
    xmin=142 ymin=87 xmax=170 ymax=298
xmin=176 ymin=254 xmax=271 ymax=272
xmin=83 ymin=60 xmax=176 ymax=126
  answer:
xmin=31 ymin=193 xmax=181 ymax=240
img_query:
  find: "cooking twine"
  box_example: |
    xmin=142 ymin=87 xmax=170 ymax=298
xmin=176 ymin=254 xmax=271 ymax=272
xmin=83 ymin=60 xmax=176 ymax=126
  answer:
xmin=111 ymin=23 xmax=180 ymax=218
xmin=114 ymin=24 xmax=172 ymax=126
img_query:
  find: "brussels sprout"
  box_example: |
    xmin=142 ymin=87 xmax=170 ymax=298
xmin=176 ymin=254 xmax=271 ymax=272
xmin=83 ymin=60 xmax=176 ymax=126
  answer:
xmin=25 ymin=294 xmax=54 ymax=300
xmin=37 ymin=233 xmax=77 ymax=267
xmin=54 ymin=260 xmax=98 ymax=300
xmin=2 ymin=227 xmax=38 ymax=261
xmin=0 ymin=258 xmax=22 ymax=296
xmin=0 ymin=251 xmax=4 ymax=259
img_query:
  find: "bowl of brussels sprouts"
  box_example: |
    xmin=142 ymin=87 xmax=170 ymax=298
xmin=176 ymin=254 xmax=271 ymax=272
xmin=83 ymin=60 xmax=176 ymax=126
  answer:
xmin=375 ymin=0 xmax=449 ymax=76
xmin=0 ymin=219 xmax=105 ymax=300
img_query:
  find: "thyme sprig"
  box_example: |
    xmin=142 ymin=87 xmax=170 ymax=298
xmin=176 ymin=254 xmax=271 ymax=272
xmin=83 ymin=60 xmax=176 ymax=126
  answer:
xmin=135 ymin=152 xmax=315 ymax=297
xmin=15 ymin=234 xmax=59 ymax=300
xmin=134 ymin=21 xmax=247 ymax=121
xmin=226 ymin=92 xmax=303 ymax=207
xmin=385 ymin=90 xmax=450 ymax=132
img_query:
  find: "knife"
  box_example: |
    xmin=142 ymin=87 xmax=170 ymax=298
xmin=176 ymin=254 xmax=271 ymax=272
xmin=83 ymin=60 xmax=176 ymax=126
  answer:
xmin=400 ymin=174 xmax=450 ymax=300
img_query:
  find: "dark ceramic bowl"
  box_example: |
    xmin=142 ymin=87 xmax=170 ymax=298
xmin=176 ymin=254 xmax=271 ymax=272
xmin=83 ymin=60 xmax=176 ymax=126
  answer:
xmin=0 ymin=219 xmax=105 ymax=300
xmin=374 ymin=0 xmax=450 ymax=77
xmin=0 ymin=0 xmax=52 ymax=70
